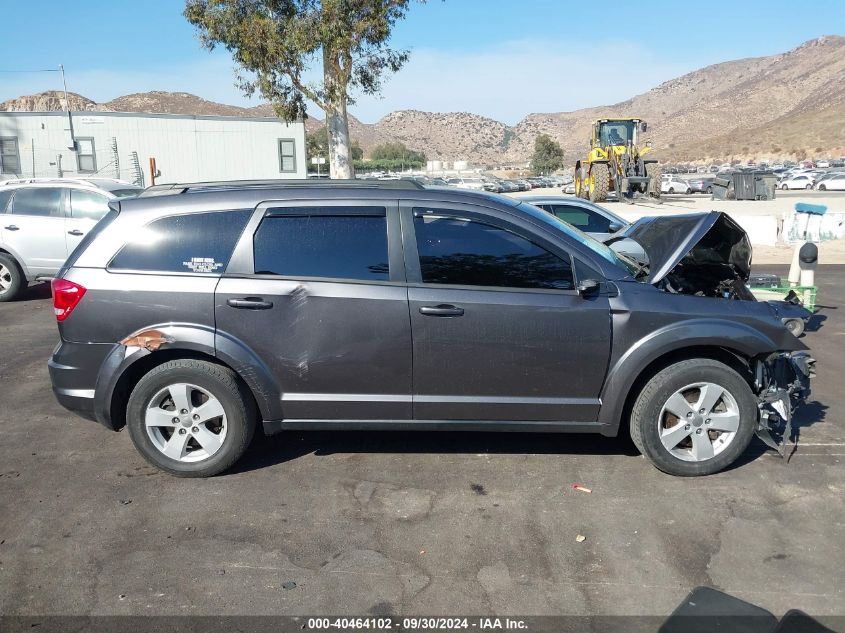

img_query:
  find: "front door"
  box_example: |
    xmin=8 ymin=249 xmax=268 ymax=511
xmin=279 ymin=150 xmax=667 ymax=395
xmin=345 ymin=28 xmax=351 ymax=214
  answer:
xmin=215 ymin=200 xmax=412 ymax=422
xmin=403 ymin=203 xmax=612 ymax=423
xmin=3 ymin=186 xmax=68 ymax=276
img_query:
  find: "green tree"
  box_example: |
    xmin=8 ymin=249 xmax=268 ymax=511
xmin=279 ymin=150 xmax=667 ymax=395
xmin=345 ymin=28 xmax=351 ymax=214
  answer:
xmin=530 ymin=134 xmax=565 ymax=175
xmin=370 ymin=141 xmax=426 ymax=163
xmin=185 ymin=0 xmax=418 ymax=179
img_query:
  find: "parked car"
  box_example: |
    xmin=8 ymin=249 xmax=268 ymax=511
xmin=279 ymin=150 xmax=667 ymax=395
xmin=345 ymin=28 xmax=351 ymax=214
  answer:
xmin=562 ymin=182 xmax=576 ymax=194
xmin=447 ymin=177 xmax=485 ymax=191
xmin=816 ymin=160 xmax=830 ymax=169
xmin=525 ymin=177 xmax=545 ymax=189
xmin=521 ymin=195 xmax=645 ymax=260
xmin=482 ymin=179 xmax=504 ymax=193
xmin=780 ymin=174 xmax=815 ymax=190
xmin=687 ymin=176 xmax=716 ymax=194
xmin=49 ymin=180 xmax=813 ymax=478
xmin=513 ymin=179 xmax=532 ymax=191
xmin=815 ymin=174 xmax=845 ymax=191
xmin=0 ymin=178 xmax=142 ymax=301
xmin=661 ymin=176 xmax=691 ymax=194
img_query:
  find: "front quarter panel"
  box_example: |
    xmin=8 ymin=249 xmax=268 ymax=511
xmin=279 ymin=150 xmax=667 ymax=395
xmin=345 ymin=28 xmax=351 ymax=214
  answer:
xmin=598 ymin=282 xmax=807 ymax=433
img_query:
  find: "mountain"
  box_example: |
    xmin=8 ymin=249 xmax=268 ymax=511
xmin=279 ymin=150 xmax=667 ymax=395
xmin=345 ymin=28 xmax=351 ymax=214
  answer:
xmin=2 ymin=36 xmax=844 ymax=165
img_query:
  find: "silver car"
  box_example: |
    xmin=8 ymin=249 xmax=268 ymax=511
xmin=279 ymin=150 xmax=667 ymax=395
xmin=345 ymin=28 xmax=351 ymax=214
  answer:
xmin=0 ymin=178 xmax=142 ymax=301
xmin=521 ymin=195 xmax=646 ymax=260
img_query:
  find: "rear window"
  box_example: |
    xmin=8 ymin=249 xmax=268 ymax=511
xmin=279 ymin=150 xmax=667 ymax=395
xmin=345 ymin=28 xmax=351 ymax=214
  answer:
xmin=253 ymin=210 xmax=389 ymax=281
xmin=109 ymin=210 xmax=251 ymax=273
xmin=0 ymin=190 xmax=11 ymax=213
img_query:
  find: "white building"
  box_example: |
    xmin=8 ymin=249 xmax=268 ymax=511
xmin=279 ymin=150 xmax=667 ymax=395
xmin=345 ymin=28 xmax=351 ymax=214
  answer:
xmin=0 ymin=110 xmax=306 ymax=185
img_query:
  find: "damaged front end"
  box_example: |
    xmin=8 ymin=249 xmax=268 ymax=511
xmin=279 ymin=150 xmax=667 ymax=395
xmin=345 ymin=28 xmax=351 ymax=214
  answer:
xmin=754 ymin=351 xmax=816 ymax=454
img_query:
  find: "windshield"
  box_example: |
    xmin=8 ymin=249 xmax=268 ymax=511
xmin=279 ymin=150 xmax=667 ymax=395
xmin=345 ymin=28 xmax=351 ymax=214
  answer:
xmin=599 ymin=120 xmax=637 ymax=146
xmin=515 ymin=202 xmax=638 ymax=275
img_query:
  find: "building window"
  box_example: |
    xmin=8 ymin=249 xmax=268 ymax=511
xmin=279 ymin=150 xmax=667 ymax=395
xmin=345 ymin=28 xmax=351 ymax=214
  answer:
xmin=76 ymin=137 xmax=96 ymax=173
xmin=0 ymin=137 xmax=21 ymax=174
xmin=278 ymin=139 xmax=296 ymax=173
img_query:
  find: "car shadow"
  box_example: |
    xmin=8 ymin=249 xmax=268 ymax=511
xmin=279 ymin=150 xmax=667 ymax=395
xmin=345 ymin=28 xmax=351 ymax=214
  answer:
xmin=11 ymin=281 xmax=51 ymax=302
xmin=230 ymin=429 xmax=642 ymax=475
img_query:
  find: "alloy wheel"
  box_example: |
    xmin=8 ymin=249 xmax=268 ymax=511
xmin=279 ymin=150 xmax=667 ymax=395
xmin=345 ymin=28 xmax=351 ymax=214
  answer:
xmin=0 ymin=264 xmax=11 ymax=295
xmin=657 ymin=382 xmax=740 ymax=462
xmin=145 ymin=383 xmax=228 ymax=462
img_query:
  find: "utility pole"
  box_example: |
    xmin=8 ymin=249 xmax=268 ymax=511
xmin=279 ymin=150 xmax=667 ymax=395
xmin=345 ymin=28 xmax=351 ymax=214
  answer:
xmin=59 ymin=64 xmax=76 ymax=151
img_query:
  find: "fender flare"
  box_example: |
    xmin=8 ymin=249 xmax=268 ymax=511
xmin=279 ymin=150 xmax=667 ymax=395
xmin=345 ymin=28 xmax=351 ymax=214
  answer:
xmin=0 ymin=244 xmax=32 ymax=279
xmin=597 ymin=319 xmax=782 ymax=434
xmin=93 ymin=323 xmax=281 ymax=429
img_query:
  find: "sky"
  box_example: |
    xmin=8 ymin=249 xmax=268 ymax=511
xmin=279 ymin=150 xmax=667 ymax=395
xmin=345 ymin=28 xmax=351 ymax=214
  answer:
xmin=1 ymin=0 xmax=843 ymax=125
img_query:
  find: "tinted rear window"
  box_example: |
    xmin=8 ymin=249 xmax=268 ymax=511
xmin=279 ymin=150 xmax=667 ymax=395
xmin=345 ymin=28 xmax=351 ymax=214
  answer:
xmin=109 ymin=210 xmax=251 ymax=273
xmin=253 ymin=212 xmax=389 ymax=280
xmin=0 ymin=190 xmax=11 ymax=213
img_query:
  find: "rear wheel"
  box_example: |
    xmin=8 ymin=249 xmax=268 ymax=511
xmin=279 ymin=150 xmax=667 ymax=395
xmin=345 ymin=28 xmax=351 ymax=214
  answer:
xmin=589 ymin=163 xmax=609 ymax=202
xmin=0 ymin=254 xmax=24 ymax=302
xmin=706 ymin=186 xmax=713 ymax=194
xmin=805 ymin=184 xmax=812 ymax=190
xmin=126 ymin=359 xmax=256 ymax=477
xmin=646 ymin=164 xmax=662 ymax=200
xmin=630 ymin=359 xmax=757 ymax=476
xmin=819 ymin=185 xmax=826 ymax=191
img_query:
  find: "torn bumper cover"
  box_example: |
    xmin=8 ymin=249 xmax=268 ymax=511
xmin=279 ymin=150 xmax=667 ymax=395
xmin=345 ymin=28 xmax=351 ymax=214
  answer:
xmin=755 ymin=351 xmax=815 ymax=454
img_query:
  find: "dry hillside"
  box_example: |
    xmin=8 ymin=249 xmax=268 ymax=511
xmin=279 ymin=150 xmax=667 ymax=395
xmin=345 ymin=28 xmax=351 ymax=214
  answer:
xmin=2 ymin=35 xmax=843 ymax=165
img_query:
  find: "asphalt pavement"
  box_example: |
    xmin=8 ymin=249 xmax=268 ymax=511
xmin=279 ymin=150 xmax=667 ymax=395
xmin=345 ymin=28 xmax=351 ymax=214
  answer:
xmin=0 ymin=268 xmax=843 ymax=619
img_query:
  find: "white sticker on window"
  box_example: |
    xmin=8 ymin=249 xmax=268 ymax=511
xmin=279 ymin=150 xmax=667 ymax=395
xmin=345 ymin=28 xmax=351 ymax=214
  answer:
xmin=182 ymin=257 xmax=222 ymax=273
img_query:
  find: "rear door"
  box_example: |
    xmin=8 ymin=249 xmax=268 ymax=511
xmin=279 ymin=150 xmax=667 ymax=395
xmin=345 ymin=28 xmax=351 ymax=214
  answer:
xmin=65 ymin=188 xmax=112 ymax=255
xmin=215 ymin=199 xmax=412 ymax=423
xmin=402 ymin=200 xmax=612 ymax=423
xmin=2 ymin=186 xmax=68 ymax=276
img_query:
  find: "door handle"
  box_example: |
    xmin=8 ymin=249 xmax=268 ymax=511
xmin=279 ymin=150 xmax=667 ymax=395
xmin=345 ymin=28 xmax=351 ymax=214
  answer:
xmin=419 ymin=304 xmax=464 ymax=317
xmin=227 ymin=297 xmax=274 ymax=310
xmin=67 ymin=229 xmax=84 ymax=236
xmin=4 ymin=225 xmax=19 ymax=231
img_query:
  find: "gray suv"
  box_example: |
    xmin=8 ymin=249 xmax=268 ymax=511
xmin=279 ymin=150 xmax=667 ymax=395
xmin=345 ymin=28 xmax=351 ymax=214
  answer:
xmin=48 ymin=180 xmax=814 ymax=477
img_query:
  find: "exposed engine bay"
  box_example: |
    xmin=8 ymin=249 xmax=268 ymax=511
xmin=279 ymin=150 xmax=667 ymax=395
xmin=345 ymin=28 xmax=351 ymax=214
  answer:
xmin=754 ymin=351 xmax=815 ymax=453
xmin=659 ymin=262 xmax=757 ymax=300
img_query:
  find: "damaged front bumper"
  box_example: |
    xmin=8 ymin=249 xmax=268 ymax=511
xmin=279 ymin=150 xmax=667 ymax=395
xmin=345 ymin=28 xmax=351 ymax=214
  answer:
xmin=754 ymin=351 xmax=816 ymax=454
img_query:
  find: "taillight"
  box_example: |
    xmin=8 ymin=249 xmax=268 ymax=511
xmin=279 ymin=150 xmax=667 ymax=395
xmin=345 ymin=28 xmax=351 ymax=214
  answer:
xmin=51 ymin=279 xmax=87 ymax=322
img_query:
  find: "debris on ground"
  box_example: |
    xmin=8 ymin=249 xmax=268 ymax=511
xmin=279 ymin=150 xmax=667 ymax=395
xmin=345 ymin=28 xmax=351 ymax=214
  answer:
xmin=419 ymin=550 xmax=426 ymax=555
xmin=281 ymin=581 xmax=297 ymax=590
xmin=118 ymin=499 xmax=132 ymax=505
xmin=575 ymin=535 xmax=586 ymax=543
xmin=572 ymin=484 xmax=592 ymax=493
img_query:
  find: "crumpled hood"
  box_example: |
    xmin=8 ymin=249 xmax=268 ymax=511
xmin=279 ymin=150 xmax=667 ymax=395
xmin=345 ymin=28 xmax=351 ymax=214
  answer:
xmin=617 ymin=211 xmax=752 ymax=284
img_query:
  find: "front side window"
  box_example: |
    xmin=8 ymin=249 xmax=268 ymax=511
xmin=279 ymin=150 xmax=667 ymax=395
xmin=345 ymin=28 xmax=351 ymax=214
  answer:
xmin=278 ymin=139 xmax=296 ymax=173
xmin=8 ymin=187 xmax=64 ymax=217
xmin=0 ymin=137 xmax=20 ymax=174
xmin=110 ymin=210 xmax=251 ymax=273
xmin=70 ymin=189 xmax=110 ymax=220
xmin=253 ymin=211 xmax=389 ymax=281
xmin=413 ymin=211 xmax=573 ymax=290
xmin=76 ymin=138 xmax=96 ymax=173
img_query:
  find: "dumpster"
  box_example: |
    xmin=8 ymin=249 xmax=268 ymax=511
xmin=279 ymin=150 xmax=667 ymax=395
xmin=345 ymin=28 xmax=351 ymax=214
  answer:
xmin=710 ymin=171 xmax=777 ymax=201
xmin=711 ymin=176 xmax=731 ymax=200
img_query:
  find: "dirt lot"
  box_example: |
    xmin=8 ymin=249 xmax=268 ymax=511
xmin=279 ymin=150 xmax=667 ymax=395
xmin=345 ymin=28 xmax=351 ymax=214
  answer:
xmin=0 ymin=268 xmax=843 ymax=619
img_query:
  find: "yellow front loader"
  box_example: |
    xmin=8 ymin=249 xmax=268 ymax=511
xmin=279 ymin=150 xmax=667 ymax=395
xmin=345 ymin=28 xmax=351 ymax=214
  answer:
xmin=574 ymin=118 xmax=661 ymax=204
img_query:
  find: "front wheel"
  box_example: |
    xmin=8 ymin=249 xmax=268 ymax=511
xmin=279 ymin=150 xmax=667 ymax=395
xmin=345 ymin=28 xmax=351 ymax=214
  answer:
xmin=706 ymin=186 xmax=713 ymax=194
xmin=126 ymin=359 xmax=256 ymax=477
xmin=805 ymin=184 xmax=812 ymax=190
xmin=782 ymin=184 xmax=789 ymax=190
xmin=630 ymin=359 xmax=757 ymax=476
xmin=0 ymin=254 xmax=24 ymax=302
xmin=819 ymin=185 xmax=826 ymax=191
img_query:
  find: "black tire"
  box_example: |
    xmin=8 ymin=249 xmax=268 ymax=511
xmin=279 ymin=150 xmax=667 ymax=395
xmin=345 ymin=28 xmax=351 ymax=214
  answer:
xmin=589 ymin=163 xmax=609 ymax=202
xmin=685 ymin=188 xmax=692 ymax=195
xmin=630 ymin=359 xmax=757 ymax=476
xmin=646 ymin=163 xmax=662 ymax=200
xmin=782 ymin=184 xmax=789 ymax=190
xmin=668 ymin=188 xmax=675 ymax=194
xmin=706 ymin=186 xmax=713 ymax=194
xmin=805 ymin=184 xmax=812 ymax=190
xmin=819 ymin=185 xmax=826 ymax=191
xmin=126 ymin=359 xmax=256 ymax=477
xmin=0 ymin=253 xmax=24 ymax=302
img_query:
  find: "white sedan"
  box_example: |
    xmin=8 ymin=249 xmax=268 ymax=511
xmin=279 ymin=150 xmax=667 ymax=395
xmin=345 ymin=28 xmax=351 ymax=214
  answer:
xmin=661 ymin=176 xmax=691 ymax=194
xmin=816 ymin=174 xmax=845 ymax=191
xmin=780 ymin=174 xmax=815 ymax=190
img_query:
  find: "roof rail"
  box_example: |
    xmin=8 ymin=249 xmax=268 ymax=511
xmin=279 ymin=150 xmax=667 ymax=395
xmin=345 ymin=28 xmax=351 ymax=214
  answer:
xmin=138 ymin=178 xmax=426 ymax=197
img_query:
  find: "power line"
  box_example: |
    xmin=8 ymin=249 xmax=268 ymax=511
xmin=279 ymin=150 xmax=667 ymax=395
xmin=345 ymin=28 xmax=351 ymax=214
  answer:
xmin=0 ymin=69 xmax=62 ymax=73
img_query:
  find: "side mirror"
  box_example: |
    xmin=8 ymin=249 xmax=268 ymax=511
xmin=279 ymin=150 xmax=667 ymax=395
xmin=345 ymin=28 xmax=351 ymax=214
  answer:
xmin=577 ymin=279 xmax=600 ymax=296
xmin=640 ymin=121 xmax=648 ymax=132
xmin=607 ymin=223 xmax=623 ymax=233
